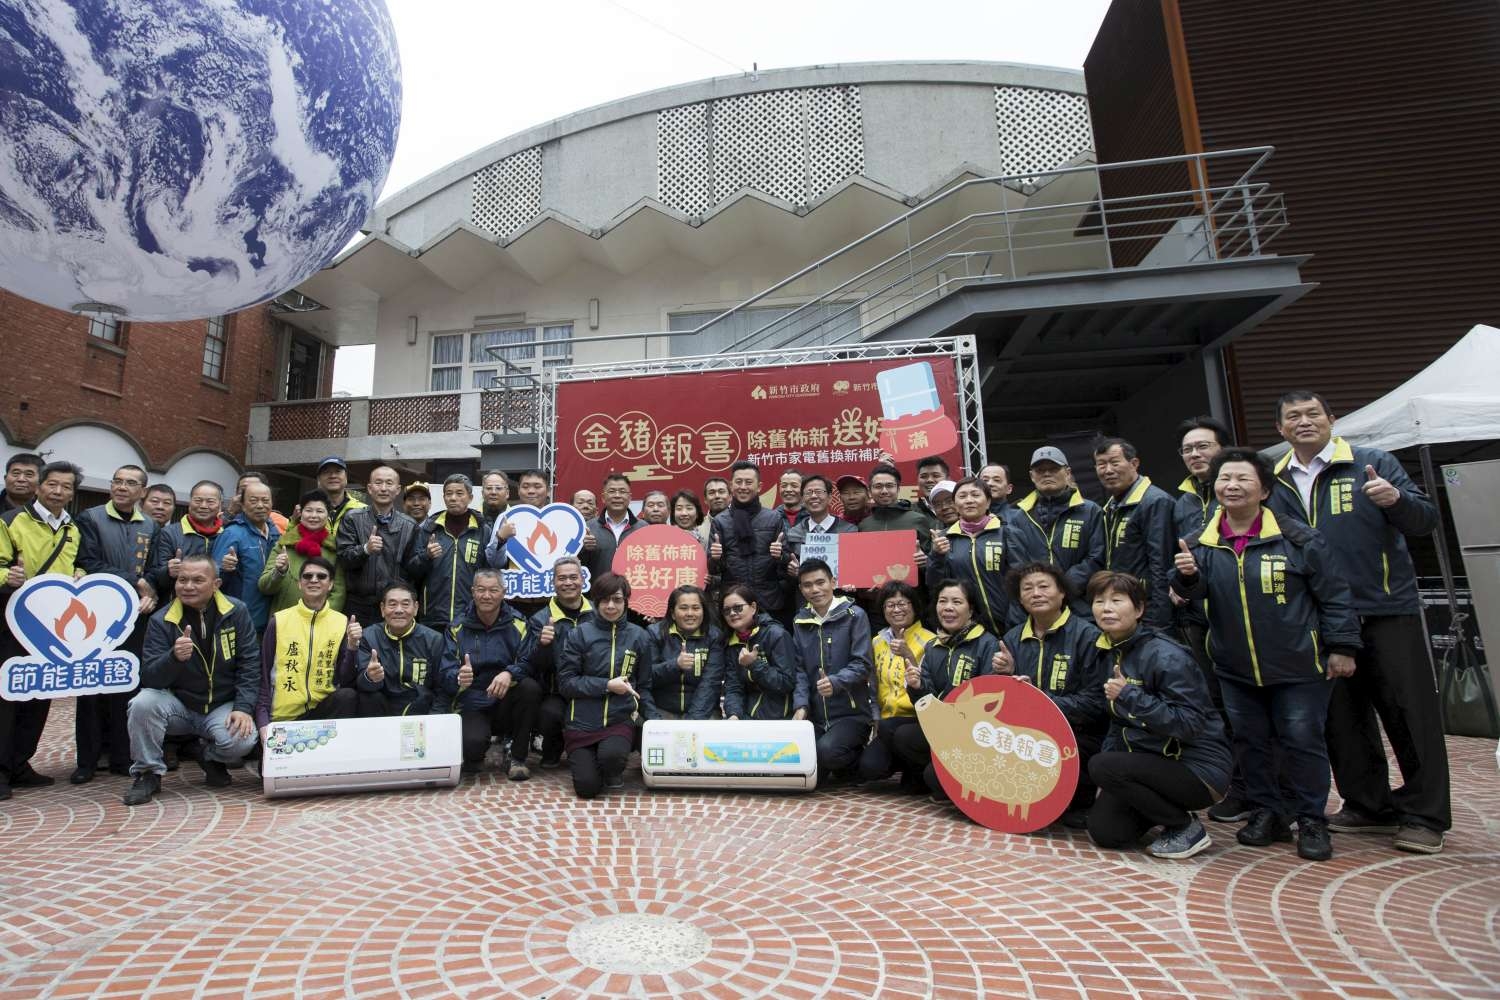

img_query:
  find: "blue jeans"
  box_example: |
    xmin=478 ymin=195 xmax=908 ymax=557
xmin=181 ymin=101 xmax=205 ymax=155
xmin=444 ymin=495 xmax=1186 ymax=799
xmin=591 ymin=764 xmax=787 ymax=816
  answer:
xmin=128 ymin=689 xmax=257 ymax=777
xmin=1219 ymin=676 xmax=1333 ymax=822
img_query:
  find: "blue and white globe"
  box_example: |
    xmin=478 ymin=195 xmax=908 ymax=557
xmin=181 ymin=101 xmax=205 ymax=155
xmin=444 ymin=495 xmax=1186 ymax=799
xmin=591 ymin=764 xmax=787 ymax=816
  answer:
xmin=0 ymin=0 xmax=401 ymax=322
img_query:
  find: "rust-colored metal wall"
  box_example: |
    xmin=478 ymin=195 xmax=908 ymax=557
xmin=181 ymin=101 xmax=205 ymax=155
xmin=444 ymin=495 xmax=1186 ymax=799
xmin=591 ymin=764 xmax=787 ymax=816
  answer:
xmin=1086 ymin=0 xmax=1500 ymax=445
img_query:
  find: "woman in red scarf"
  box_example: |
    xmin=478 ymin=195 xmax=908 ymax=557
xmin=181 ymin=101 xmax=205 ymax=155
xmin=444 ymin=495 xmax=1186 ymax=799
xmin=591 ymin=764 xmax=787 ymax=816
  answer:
xmin=259 ymin=490 xmax=347 ymax=613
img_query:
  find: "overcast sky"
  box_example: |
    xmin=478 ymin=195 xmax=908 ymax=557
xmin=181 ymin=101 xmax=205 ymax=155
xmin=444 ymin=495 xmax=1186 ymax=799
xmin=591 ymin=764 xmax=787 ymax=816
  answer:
xmin=332 ymin=0 xmax=1112 ymax=394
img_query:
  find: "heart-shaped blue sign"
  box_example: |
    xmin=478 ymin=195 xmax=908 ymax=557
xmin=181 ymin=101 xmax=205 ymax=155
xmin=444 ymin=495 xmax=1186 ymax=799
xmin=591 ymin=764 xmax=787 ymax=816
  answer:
xmin=499 ymin=504 xmax=588 ymax=575
xmin=5 ymin=574 xmax=138 ymax=664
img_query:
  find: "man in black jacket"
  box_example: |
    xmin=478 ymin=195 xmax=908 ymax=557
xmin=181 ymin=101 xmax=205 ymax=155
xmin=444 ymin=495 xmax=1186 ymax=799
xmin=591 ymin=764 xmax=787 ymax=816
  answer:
xmin=1094 ymin=437 xmax=1176 ymax=629
xmin=337 ymin=465 xmax=419 ymax=624
xmin=72 ymin=464 xmax=159 ymax=783
xmin=709 ymin=461 xmax=787 ymax=624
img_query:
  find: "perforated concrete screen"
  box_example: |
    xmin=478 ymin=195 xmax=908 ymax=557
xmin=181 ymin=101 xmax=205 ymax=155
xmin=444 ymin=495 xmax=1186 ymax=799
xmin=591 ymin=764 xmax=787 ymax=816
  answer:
xmin=995 ymin=86 xmax=1095 ymax=187
xmin=657 ymin=85 xmax=865 ymax=215
xmin=471 ymin=145 xmax=543 ymax=239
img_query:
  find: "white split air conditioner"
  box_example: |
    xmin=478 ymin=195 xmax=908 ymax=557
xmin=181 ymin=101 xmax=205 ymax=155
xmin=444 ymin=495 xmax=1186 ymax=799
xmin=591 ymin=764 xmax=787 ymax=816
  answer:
xmin=261 ymin=714 xmax=462 ymax=799
xmin=641 ymin=719 xmax=819 ymax=791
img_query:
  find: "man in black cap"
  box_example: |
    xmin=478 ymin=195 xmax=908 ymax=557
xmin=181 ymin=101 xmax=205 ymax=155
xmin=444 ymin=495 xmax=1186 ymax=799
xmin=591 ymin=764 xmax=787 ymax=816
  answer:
xmin=1008 ymin=446 xmax=1105 ymax=621
xmin=316 ymin=456 xmax=365 ymax=537
xmin=402 ymin=481 xmax=432 ymax=522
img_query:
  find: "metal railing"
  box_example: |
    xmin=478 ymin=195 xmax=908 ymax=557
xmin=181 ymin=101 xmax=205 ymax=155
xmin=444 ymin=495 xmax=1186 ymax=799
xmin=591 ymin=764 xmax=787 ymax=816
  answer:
xmin=259 ymin=386 xmax=541 ymax=443
xmin=711 ymin=146 xmax=1286 ymax=353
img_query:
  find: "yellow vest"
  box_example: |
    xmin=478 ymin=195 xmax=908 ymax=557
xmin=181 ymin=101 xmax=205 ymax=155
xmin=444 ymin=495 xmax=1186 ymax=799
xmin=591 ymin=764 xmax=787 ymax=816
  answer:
xmin=872 ymin=624 xmax=935 ymax=719
xmin=269 ymin=601 xmax=347 ymax=722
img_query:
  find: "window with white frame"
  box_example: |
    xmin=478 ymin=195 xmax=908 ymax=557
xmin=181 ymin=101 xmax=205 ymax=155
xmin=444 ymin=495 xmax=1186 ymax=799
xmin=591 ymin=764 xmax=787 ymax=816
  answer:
xmin=431 ymin=333 xmax=463 ymax=390
xmin=429 ymin=323 xmax=573 ymax=388
xmin=88 ymin=314 xmax=121 ymax=344
xmin=202 ymin=315 xmax=228 ymax=381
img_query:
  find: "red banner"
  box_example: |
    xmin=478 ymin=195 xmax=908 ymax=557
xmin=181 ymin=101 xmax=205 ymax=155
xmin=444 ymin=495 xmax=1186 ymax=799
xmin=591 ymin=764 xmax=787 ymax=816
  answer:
xmin=554 ymin=357 xmax=964 ymax=501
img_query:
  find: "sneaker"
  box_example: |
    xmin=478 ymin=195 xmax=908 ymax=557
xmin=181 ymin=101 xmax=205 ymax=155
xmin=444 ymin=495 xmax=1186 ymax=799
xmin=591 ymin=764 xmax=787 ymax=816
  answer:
xmin=539 ymin=754 xmax=562 ymax=769
xmin=11 ymin=767 xmax=54 ymax=788
xmin=1297 ymin=817 xmax=1333 ymax=861
xmin=69 ymin=767 xmax=96 ymax=786
xmin=1327 ymin=808 xmax=1399 ymax=835
xmin=604 ymin=774 xmax=624 ymax=790
xmin=1393 ymin=824 xmax=1445 ymax=855
xmin=199 ymin=760 xmax=231 ymax=788
xmin=122 ymin=773 xmax=161 ymax=806
xmin=1236 ymin=809 xmax=1293 ymax=847
xmin=508 ymin=762 xmax=530 ymax=782
xmin=1148 ymin=817 xmax=1212 ymax=859
xmin=1207 ymin=796 xmax=1252 ymax=823
xmin=1060 ymin=808 xmax=1090 ymax=830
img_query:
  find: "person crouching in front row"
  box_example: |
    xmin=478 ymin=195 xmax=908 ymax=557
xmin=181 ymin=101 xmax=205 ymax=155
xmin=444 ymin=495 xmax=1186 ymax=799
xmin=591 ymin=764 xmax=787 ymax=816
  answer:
xmin=253 ymin=555 xmax=360 ymax=736
xmin=646 ymin=584 xmax=724 ymax=720
xmin=790 ymin=559 xmax=874 ymax=782
xmin=441 ymin=569 xmax=541 ymax=779
xmin=124 ymin=554 xmax=262 ymax=806
xmin=354 ymin=582 xmax=450 ymax=721
xmin=557 ymin=573 xmax=655 ymax=798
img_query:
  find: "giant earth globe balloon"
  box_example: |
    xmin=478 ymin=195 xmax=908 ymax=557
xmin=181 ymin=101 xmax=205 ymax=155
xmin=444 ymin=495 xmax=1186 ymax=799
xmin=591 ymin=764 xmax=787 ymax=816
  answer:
xmin=0 ymin=0 xmax=401 ymax=322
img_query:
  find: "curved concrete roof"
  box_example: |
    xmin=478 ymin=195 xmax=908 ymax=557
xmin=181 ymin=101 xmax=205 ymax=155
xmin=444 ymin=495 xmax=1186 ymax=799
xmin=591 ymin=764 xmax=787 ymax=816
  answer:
xmin=369 ymin=60 xmax=1085 ymax=228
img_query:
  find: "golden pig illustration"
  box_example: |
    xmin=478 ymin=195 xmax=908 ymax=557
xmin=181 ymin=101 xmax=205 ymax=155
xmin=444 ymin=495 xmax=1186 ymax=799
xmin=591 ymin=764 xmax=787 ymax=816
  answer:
xmin=915 ymin=686 xmax=1071 ymax=820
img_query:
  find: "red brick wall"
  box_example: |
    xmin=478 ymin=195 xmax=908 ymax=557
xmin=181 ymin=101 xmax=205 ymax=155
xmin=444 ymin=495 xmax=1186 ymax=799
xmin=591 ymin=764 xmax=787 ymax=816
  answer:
xmin=0 ymin=290 xmax=284 ymax=470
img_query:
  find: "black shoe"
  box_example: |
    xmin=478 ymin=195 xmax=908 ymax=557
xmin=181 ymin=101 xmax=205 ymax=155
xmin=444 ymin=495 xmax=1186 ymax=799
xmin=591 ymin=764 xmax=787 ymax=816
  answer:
xmin=0 ymin=781 xmax=11 ymax=801
xmin=461 ymin=760 xmax=481 ymax=775
xmin=1061 ymin=808 xmax=1090 ymax=830
xmin=1207 ymin=795 xmax=1252 ymax=823
xmin=107 ymin=765 xmax=132 ymax=777
xmin=1297 ymin=817 xmax=1333 ymax=861
xmin=539 ymin=754 xmax=562 ymax=769
xmin=69 ymin=767 xmax=95 ymax=785
xmin=200 ymin=759 xmax=231 ymax=788
xmin=604 ymin=774 xmax=624 ymax=790
xmin=1237 ymin=808 xmax=1292 ymax=846
xmin=12 ymin=767 xmax=54 ymax=788
xmin=122 ymin=773 xmax=161 ymax=806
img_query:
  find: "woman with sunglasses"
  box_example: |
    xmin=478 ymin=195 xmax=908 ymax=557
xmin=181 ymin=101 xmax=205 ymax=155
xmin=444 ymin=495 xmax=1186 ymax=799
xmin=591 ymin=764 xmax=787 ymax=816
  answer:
xmin=720 ymin=585 xmax=798 ymax=721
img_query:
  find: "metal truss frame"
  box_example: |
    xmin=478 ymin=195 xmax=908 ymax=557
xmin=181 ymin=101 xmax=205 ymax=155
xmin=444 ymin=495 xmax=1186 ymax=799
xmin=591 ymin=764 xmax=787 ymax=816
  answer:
xmin=538 ymin=336 xmax=986 ymax=480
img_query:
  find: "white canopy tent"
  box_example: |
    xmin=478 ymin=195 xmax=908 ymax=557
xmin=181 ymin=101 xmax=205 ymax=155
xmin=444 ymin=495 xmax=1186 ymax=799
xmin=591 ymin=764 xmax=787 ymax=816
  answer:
xmin=1328 ymin=324 xmax=1500 ymax=451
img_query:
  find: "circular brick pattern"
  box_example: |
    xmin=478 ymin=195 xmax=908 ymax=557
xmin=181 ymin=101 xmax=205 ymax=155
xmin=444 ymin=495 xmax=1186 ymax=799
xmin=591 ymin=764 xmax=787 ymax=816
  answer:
xmin=1 ymin=703 xmax=1497 ymax=999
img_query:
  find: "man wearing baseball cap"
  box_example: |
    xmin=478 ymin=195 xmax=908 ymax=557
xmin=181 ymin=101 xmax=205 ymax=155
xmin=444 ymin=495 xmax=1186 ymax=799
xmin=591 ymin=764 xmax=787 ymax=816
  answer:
xmin=835 ymin=474 xmax=871 ymax=526
xmin=402 ymin=481 xmax=432 ymax=522
xmin=315 ymin=457 xmax=366 ymax=538
xmin=1007 ymin=446 xmax=1105 ymax=623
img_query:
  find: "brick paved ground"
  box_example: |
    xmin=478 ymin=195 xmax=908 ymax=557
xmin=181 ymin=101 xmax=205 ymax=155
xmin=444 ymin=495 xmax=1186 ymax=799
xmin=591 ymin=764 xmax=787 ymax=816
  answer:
xmin=1 ymin=703 xmax=1496 ymax=1000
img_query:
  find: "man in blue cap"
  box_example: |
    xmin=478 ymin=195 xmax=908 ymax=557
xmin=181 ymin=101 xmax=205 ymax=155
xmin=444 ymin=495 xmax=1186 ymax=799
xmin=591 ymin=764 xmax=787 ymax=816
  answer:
xmin=316 ymin=457 xmax=365 ymax=538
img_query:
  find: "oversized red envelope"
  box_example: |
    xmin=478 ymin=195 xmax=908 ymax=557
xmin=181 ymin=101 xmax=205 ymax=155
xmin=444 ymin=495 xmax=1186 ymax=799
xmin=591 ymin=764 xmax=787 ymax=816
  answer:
xmin=835 ymin=529 xmax=917 ymax=589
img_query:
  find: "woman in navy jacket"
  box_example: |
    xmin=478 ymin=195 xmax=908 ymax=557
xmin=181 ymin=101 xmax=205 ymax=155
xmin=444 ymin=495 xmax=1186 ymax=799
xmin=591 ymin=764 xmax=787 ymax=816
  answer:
xmin=646 ymin=585 xmax=724 ymax=719
xmin=721 ymin=585 xmax=799 ymax=721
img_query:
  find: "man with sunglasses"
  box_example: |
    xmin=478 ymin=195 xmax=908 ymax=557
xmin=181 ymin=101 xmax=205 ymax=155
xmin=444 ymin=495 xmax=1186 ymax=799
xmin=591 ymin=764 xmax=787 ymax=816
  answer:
xmin=253 ymin=555 xmax=361 ymax=736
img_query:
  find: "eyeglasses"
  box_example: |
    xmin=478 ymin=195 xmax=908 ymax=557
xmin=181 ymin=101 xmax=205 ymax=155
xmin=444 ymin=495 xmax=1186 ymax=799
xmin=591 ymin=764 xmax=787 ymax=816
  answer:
xmin=1179 ymin=442 xmax=1218 ymax=455
xmin=300 ymin=572 xmax=330 ymax=582
xmin=723 ymin=603 xmax=750 ymax=616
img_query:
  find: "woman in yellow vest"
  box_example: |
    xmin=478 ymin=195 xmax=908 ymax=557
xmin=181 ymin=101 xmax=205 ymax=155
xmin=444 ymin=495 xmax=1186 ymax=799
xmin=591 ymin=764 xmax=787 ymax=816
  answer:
xmin=857 ymin=580 xmax=935 ymax=793
xmin=259 ymin=490 xmax=347 ymax=614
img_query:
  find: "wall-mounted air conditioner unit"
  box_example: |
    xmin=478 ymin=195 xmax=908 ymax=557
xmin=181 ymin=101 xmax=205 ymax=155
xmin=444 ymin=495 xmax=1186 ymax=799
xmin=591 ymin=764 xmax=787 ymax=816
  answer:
xmin=261 ymin=714 xmax=462 ymax=798
xmin=641 ymin=719 xmax=818 ymax=791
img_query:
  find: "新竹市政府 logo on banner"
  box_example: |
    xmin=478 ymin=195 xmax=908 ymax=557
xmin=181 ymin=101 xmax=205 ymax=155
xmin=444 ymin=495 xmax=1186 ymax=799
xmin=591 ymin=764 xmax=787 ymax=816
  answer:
xmin=2 ymin=573 xmax=141 ymax=701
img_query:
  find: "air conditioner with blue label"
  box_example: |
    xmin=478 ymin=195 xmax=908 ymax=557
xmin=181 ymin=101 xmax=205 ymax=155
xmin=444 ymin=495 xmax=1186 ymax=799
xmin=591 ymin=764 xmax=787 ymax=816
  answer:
xmin=261 ymin=714 xmax=462 ymax=798
xmin=640 ymin=719 xmax=819 ymax=791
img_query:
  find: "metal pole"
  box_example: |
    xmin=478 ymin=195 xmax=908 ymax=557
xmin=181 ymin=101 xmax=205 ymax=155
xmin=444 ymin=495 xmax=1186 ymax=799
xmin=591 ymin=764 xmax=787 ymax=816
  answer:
xmin=1419 ymin=444 xmax=1465 ymax=623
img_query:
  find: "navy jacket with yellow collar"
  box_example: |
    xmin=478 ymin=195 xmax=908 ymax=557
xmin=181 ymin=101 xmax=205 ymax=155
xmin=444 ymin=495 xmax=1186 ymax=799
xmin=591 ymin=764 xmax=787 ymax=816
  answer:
xmin=646 ymin=620 xmax=724 ymax=719
xmin=723 ymin=614 xmax=799 ymax=721
xmin=76 ymin=502 xmax=157 ymax=584
xmin=1171 ymin=507 xmax=1362 ymax=687
xmin=1007 ymin=490 xmax=1105 ymax=620
xmin=1098 ymin=627 xmax=1232 ymax=794
xmin=907 ymin=622 xmax=998 ymax=702
xmin=411 ymin=512 xmax=487 ymax=630
xmin=442 ymin=602 xmax=529 ymax=712
xmin=518 ymin=597 xmax=593 ymax=694
xmin=1268 ymin=437 xmax=1437 ymax=615
xmin=357 ymin=620 xmax=450 ymax=715
xmin=146 ymin=515 xmax=222 ymax=600
xmin=1001 ymin=608 xmax=1107 ymax=731
xmin=1171 ymin=477 xmax=1216 ymax=630
xmin=140 ymin=592 xmax=260 ymax=716
xmin=790 ymin=596 xmax=874 ymax=727
xmin=1101 ymin=476 xmax=1177 ymax=629
xmin=928 ymin=515 xmax=1011 ymax=635
xmin=557 ymin=615 xmax=655 ymax=730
